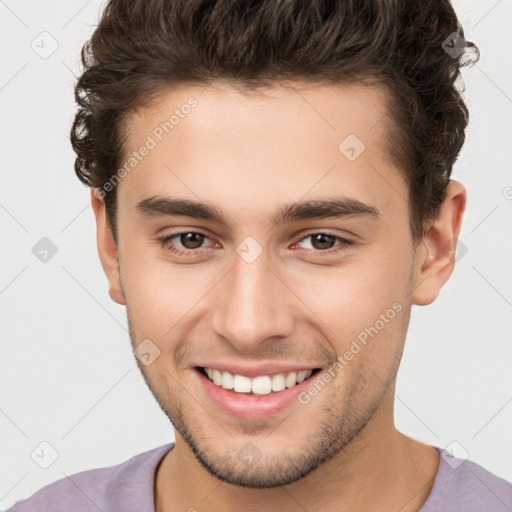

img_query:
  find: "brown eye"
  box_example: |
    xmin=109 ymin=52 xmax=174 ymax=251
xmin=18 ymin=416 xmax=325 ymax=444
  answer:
xmin=177 ymin=232 xmax=206 ymax=249
xmin=295 ymin=232 xmax=354 ymax=258
xmin=158 ymin=231 xmax=214 ymax=256
xmin=308 ymin=233 xmax=337 ymax=250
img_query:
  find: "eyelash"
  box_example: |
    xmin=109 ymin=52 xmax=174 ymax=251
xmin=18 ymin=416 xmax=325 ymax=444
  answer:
xmin=157 ymin=231 xmax=354 ymax=258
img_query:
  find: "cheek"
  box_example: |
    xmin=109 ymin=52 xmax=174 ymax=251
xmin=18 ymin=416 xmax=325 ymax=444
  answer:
xmin=120 ymin=247 xmax=219 ymax=338
xmin=287 ymin=255 xmax=410 ymax=360
xmin=291 ymin=258 xmax=407 ymax=322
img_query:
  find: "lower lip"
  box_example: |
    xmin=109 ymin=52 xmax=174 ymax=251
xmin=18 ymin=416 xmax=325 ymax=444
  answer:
xmin=194 ymin=368 xmax=318 ymax=421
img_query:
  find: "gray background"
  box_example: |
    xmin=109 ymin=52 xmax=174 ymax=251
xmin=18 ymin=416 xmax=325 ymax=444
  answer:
xmin=1 ymin=0 xmax=511 ymax=508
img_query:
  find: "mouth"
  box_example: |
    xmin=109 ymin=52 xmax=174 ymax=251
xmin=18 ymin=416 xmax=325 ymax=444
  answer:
xmin=197 ymin=366 xmax=322 ymax=395
xmin=193 ymin=365 xmax=324 ymax=421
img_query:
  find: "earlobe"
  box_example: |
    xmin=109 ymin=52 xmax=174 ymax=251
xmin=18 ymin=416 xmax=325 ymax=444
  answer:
xmin=90 ymin=189 xmax=126 ymax=306
xmin=411 ymin=180 xmax=467 ymax=306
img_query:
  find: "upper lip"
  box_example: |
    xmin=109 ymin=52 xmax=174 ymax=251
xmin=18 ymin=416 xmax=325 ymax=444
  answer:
xmin=195 ymin=362 xmax=321 ymax=378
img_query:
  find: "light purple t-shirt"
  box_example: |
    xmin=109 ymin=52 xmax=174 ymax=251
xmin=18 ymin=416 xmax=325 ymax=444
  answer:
xmin=4 ymin=444 xmax=512 ymax=511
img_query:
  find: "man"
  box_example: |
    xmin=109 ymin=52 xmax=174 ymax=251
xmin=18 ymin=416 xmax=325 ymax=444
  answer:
xmin=7 ymin=0 xmax=512 ymax=511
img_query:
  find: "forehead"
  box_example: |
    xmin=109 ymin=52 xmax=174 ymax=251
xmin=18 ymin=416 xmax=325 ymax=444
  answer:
xmin=117 ymin=80 xmax=406 ymax=224
xmin=124 ymin=79 xmax=392 ymax=154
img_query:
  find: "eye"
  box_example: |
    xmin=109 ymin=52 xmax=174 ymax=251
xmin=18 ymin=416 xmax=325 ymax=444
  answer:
xmin=294 ymin=232 xmax=354 ymax=256
xmin=158 ymin=231 xmax=216 ymax=256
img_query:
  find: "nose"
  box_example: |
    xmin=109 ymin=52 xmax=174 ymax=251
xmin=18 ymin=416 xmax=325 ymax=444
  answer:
xmin=210 ymin=247 xmax=295 ymax=353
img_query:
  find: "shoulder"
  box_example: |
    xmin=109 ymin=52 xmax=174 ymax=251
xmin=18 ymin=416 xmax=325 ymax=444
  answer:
xmin=421 ymin=447 xmax=512 ymax=511
xmin=4 ymin=443 xmax=174 ymax=512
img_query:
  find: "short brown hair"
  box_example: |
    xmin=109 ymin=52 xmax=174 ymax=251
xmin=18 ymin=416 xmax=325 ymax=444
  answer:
xmin=71 ymin=0 xmax=479 ymax=246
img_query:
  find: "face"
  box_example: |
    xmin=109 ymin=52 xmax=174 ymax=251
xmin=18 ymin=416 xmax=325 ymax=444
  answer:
xmin=95 ymin=81 xmax=427 ymax=487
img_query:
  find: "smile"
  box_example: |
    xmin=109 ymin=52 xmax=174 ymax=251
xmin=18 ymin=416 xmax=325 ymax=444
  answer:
xmin=199 ymin=367 xmax=321 ymax=395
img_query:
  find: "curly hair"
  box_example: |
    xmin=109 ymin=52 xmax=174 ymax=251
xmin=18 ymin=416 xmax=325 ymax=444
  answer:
xmin=71 ymin=0 xmax=479 ymax=246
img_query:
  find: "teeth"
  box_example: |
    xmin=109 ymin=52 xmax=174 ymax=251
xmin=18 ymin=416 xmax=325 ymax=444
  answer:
xmin=212 ymin=369 xmax=222 ymax=386
xmin=233 ymin=374 xmax=252 ymax=393
xmin=221 ymin=371 xmax=234 ymax=390
xmin=296 ymin=370 xmax=308 ymax=383
xmin=285 ymin=372 xmax=297 ymax=388
xmin=203 ymin=367 xmax=314 ymax=394
xmin=271 ymin=373 xmax=286 ymax=392
xmin=252 ymin=376 xmax=272 ymax=395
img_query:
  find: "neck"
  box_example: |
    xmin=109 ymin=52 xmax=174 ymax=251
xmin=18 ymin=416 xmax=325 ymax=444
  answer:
xmin=155 ymin=390 xmax=440 ymax=512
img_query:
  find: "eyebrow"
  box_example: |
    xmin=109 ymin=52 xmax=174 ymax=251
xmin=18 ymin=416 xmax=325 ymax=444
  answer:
xmin=135 ymin=195 xmax=381 ymax=226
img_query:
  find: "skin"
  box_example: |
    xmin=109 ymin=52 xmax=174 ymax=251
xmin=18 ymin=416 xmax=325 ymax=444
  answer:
xmin=91 ymin=80 xmax=466 ymax=512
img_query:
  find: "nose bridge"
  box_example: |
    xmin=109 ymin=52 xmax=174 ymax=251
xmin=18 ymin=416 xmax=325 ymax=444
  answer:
xmin=211 ymin=248 xmax=294 ymax=350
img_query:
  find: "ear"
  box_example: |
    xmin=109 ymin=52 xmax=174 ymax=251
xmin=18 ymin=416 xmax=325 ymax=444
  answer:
xmin=90 ymin=189 xmax=126 ymax=306
xmin=411 ymin=180 xmax=467 ymax=306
